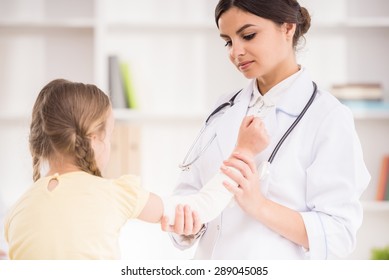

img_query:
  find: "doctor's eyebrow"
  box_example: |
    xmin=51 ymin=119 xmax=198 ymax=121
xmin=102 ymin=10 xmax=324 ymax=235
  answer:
xmin=219 ymin=24 xmax=256 ymax=39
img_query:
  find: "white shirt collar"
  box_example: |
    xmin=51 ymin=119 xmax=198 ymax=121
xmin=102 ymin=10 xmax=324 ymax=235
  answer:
xmin=249 ymin=67 xmax=304 ymax=108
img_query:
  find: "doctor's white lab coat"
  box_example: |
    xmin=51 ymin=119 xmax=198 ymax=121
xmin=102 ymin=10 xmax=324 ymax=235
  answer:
xmin=171 ymin=69 xmax=370 ymax=259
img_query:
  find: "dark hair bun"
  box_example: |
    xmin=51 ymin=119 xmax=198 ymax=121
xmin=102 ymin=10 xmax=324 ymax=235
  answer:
xmin=299 ymin=6 xmax=311 ymax=36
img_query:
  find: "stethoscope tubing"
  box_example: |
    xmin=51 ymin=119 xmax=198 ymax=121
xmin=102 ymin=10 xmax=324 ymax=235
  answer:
xmin=179 ymin=89 xmax=243 ymax=171
xmin=179 ymin=82 xmax=318 ymax=171
xmin=268 ymin=81 xmax=317 ymax=163
xmin=205 ymin=89 xmax=243 ymax=124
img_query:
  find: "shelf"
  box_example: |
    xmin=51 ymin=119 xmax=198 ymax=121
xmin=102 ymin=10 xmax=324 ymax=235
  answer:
xmin=362 ymin=201 xmax=389 ymax=212
xmin=352 ymin=110 xmax=389 ymax=120
xmin=342 ymin=101 xmax=389 ymax=120
xmin=113 ymin=109 xmax=205 ymax=124
xmin=314 ymin=18 xmax=389 ymax=29
xmin=107 ymin=21 xmax=216 ymax=33
xmin=0 ymin=19 xmax=95 ymax=29
xmin=345 ymin=17 xmax=389 ymax=27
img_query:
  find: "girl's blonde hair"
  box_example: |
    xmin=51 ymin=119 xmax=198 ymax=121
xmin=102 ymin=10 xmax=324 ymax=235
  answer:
xmin=29 ymin=79 xmax=111 ymax=181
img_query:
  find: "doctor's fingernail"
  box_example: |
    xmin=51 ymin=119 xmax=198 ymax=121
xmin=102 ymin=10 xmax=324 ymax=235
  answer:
xmin=223 ymin=166 xmax=231 ymax=172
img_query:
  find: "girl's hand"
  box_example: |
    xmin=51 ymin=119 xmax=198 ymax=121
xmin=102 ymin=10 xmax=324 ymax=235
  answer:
xmin=161 ymin=204 xmax=203 ymax=236
xmin=221 ymin=152 xmax=266 ymax=218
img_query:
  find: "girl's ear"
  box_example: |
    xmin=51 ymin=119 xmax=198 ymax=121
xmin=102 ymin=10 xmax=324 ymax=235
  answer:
xmin=90 ymin=133 xmax=101 ymax=155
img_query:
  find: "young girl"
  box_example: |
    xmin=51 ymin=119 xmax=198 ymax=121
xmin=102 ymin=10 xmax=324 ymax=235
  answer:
xmin=4 ymin=79 xmax=268 ymax=259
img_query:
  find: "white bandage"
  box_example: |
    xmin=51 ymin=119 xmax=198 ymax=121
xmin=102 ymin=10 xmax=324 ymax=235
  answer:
xmin=163 ymin=167 xmax=240 ymax=225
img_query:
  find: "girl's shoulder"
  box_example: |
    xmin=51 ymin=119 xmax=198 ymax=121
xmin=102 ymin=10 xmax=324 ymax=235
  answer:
xmin=109 ymin=175 xmax=150 ymax=219
xmin=109 ymin=174 xmax=149 ymax=197
xmin=110 ymin=174 xmax=141 ymax=188
xmin=58 ymin=172 xmax=144 ymax=193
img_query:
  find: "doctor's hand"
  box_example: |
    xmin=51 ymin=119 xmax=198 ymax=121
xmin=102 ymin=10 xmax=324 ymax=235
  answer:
xmin=0 ymin=249 xmax=7 ymax=260
xmin=221 ymin=152 xmax=267 ymax=219
xmin=161 ymin=204 xmax=203 ymax=237
xmin=235 ymin=115 xmax=269 ymax=157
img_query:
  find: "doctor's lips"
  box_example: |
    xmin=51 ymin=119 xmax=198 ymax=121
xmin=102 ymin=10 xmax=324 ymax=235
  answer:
xmin=237 ymin=60 xmax=254 ymax=71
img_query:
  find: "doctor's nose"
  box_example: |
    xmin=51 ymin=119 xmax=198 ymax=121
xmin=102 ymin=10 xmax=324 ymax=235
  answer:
xmin=229 ymin=41 xmax=246 ymax=59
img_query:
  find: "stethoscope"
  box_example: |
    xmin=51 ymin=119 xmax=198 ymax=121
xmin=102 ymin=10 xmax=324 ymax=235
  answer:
xmin=179 ymin=82 xmax=318 ymax=175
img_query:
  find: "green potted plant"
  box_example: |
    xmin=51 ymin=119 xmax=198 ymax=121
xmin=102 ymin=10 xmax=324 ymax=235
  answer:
xmin=371 ymin=246 xmax=389 ymax=260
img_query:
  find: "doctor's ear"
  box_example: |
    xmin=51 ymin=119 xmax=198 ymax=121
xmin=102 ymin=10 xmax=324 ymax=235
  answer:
xmin=282 ymin=22 xmax=297 ymax=41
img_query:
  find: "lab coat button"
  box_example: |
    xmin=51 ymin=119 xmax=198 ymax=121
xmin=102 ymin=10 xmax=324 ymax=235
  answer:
xmin=217 ymin=225 xmax=220 ymax=230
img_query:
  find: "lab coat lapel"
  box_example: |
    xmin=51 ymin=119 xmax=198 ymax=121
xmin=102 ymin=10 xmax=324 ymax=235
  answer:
xmin=215 ymin=83 xmax=253 ymax=160
xmin=276 ymin=70 xmax=315 ymax=117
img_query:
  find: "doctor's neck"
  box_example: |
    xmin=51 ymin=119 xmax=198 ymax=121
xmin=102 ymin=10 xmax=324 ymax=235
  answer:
xmin=256 ymin=62 xmax=300 ymax=95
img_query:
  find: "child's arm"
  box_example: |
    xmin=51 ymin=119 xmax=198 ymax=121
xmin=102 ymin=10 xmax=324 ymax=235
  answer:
xmin=164 ymin=116 xmax=269 ymax=225
xmin=138 ymin=193 xmax=164 ymax=223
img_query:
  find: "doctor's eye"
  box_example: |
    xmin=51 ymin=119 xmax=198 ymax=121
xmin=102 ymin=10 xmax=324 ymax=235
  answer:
xmin=224 ymin=40 xmax=232 ymax=47
xmin=243 ymin=33 xmax=256 ymax=41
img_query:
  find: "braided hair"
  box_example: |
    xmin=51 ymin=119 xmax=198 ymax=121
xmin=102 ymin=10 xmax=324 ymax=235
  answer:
xmin=29 ymin=79 xmax=111 ymax=181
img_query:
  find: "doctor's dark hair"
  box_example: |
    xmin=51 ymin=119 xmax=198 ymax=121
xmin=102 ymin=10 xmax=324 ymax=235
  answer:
xmin=29 ymin=79 xmax=111 ymax=181
xmin=215 ymin=0 xmax=311 ymax=48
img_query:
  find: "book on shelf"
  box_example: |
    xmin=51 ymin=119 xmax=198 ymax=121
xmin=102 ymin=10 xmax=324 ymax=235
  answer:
xmin=376 ymin=155 xmax=389 ymax=201
xmin=331 ymin=83 xmax=383 ymax=101
xmin=120 ymin=61 xmax=138 ymax=110
xmin=340 ymin=100 xmax=389 ymax=112
xmin=386 ymin=174 xmax=389 ymax=201
xmin=108 ymin=55 xmax=127 ymax=109
xmin=107 ymin=55 xmax=138 ymax=109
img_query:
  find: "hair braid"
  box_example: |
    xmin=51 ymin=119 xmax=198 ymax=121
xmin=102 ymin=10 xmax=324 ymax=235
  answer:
xmin=32 ymin=156 xmax=41 ymax=182
xmin=74 ymin=134 xmax=102 ymax=177
xmin=29 ymin=92 xmax=53 ymax=181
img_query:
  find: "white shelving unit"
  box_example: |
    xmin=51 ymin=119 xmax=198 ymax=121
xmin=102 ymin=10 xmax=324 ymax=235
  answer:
xmin=0 ymin=0 xmax=388 ymax=259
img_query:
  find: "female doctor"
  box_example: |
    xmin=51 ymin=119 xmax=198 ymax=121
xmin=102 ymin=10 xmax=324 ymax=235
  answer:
xmin=161 ymin=0 xmax=370 ymax=259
